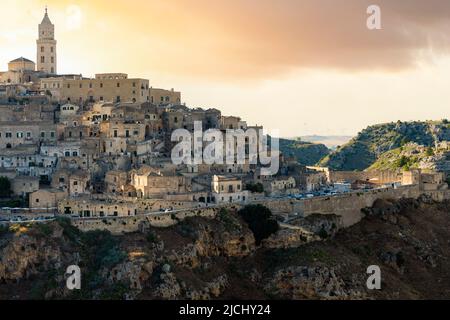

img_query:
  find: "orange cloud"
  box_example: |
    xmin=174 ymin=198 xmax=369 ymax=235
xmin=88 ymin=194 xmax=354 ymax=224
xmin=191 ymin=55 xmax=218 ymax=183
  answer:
xmin=25 ymin=0 xmax=450 ymax=80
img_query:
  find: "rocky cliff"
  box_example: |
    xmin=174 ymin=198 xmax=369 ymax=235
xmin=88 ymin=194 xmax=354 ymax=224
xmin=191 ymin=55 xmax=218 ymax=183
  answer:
xmin=0 ymin=196 xmax=449 ymax=300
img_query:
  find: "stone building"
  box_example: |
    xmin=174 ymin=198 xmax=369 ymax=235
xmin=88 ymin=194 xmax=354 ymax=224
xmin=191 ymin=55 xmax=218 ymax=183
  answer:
xmin=0 ymin=58 xmax=39 ymax=84
xmin=211 ymin=175 xmax=249 ymax=204
xmin=263 ymin=176 xmax=297 ymax=196
xmin=105 ymin=170 xmax=129 ymax=193
xmin=131 ymin=166 xmax=188 ymax=198
xmin=29 ymin=188 xmax=66 ymax=209
xmin=58 ymin=198 xmax=137 ymax=218
xmin=0 ymin=121 xmax=57 ymax=149
xmin=11 ymin=176 xmax=40 ymax=197
xmin=149 ymin=87 xmax=181 ymax=105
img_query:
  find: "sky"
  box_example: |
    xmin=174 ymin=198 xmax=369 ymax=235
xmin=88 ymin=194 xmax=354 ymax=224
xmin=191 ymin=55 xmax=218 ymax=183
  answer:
xmin=0 ymin=0 xmax=449 ymax=137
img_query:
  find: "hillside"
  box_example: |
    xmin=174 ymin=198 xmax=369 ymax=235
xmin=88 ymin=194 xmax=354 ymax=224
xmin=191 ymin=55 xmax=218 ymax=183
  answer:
xmin=368 ymin=142 xmax=450 ymax=172
xmin=1 ymin=196 xmax=450 ymax=300
xmin=279 ymin=138 xmax=330 ymax=166
xmin=318 ymin=120 xmax=450 ymax=171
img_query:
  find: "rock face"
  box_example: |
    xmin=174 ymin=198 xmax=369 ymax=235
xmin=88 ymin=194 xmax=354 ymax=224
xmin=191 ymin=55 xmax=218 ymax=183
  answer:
xmin=265 ymin=266 xmax=365 ymax=299
xmin=1 ymin=198 xmax=450 ymax=300
xmin=0 ymin=235 xmax=62 ymax=282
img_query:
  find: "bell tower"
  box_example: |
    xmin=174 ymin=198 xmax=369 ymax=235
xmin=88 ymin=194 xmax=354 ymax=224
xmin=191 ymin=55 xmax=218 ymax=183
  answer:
xmin=37 ymin=7 xmax=57 ymax=74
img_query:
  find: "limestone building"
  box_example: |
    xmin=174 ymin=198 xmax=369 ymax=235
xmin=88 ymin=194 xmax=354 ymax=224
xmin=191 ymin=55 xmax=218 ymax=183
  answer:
xmin=149 ymin=87 xmax=181 ymax=105
xmin=40 ymin=74 xmax=150 ymax=104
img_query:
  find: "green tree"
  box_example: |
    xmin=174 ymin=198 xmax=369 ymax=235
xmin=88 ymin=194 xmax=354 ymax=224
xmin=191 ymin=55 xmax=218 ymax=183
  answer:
xmin=238 ymin=204 xmax=279 ymax=245
xmin=0 ymin=177 xmax=11 ymax=198
xmin=425 ymin=147 xmax=434 ymax=157
xmin=245 ymin=183 xmax=264 ymax=193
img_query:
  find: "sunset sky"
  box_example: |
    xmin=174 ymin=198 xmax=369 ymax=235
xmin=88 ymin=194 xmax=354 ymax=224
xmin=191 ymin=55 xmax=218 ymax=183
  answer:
xmin=1 ymin=0 xmax=449 ymax=137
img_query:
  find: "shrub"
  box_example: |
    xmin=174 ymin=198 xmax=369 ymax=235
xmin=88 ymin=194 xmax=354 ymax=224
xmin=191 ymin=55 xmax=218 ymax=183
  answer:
xmin=35 ymin=223 xmax=53 ymax=236
xmin=245 ymin=183 xmax=264 ymax=193
xmin=238 ymin=204 xmax=279 ymax=245
xmin=0 ymin=225 xmax=10 ymax=237
xmin=56 ymin=217 xmax=81 ymax=241
xmin=146 ymin=231 xmax=157 ymax=243
xmin=218 ymin=208 xmax=241 ymax=231
xmin=318 ymin=227 xmax=328 ymax=239
xmin=0 ymin=177 xmax=11 ymax=198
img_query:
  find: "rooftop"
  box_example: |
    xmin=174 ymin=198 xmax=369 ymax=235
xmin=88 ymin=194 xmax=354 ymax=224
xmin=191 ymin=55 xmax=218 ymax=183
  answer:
xmin=9 ymin=57 xmax=35 ymax=64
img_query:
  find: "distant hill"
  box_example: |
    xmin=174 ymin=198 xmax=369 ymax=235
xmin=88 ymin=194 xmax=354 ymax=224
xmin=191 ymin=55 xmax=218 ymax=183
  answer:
xmin=369 ymin=142 xmax=450 ymax=172
xmin=318 ymin=120 xmax=450 ymax=171
xmin=279 ymin=138 xmax=330 ymax=166
xmin=298 ymin=135 xmax=352 ymax=150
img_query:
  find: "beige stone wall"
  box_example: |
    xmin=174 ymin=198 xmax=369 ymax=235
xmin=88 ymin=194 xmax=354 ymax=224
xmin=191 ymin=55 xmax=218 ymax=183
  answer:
xmin=256 ymin=185 xmax=422 ymax=227
xmin=59 ymin=198 xmax=137 ymax=217
xmin=149 ymin=88 xmax=181 ymax=105
xmin=329 ymin=170 xmax=401 ymax=184
xmin=0 ymin=122 xmax=56 ymax=149
xmin=11 ymin=177 xmax=40 ymax=196
xmin=41 ymin=77 xmax=150 ymax=104
xmin=29 ymin=189 xmax=66 ymax=209
xmin=70 ymin=207 xmax=218 ymax=234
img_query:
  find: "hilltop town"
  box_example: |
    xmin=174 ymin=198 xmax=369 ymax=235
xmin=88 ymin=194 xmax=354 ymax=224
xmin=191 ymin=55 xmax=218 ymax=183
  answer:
xmin=0 ymin=9 xmax=449 ymax=232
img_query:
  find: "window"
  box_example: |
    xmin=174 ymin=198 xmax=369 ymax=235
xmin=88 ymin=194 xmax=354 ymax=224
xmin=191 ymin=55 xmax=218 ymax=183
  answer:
xmin=73 ymin=181 xmax=78 ymax=186
xmin=117 ymin=83 xmax=120 ymax=87
xmin=113 ymin=130 xmax=118 ymax=138
xmin=50 ymin=131 xmax=55 ymax=138
xmin=51 ymin=47 xmax=54 ymax=53
xmin=132 ymin=82 xmax=136 ymax=87
xmin=6 ymin=132 xmax=12 ymax=138
xmin=116 ymin=96 xmax=121 ymax=102
xmin=51 ymin=56 xmax=54 ymax=63
xmin=79 ymin=83 xmax=82 ymax=88
xmin=41 ymin=46 xmax=44 ymax=53
xmin=40 ymin=132 xmax=45 ymax=138
xmin=73 ymin=152 xmax=78 ymax=157
xmin=67 ymin=84 xmax=70 ymax=89
xmin=125 ymin=130 xmax=130 ymax=138
xmin=36 ymin=199 xmax=40 ymax=203
xmin=89 ymin=83 xmax=92 ymax=88
xmin=41 ymin=56 xmax=45 ymax=63
xmin=16 ymin=132 xmax=24 ymax=138
xmin=100 ymin=83 xmax=103 ymax=88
